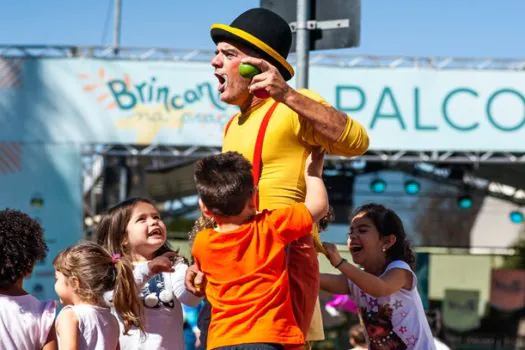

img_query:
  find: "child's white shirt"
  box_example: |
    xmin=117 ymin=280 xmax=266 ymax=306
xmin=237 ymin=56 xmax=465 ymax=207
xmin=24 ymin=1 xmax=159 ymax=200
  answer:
xmin=347 ymin=260 xmax=436 ymax=350
xmin=57 ymin=304 xmax=119 ymax=350
xmin=116 ymin=261 xmax=202 ymax=350
xmin=0 ymin=294 xmax=56 ymax=350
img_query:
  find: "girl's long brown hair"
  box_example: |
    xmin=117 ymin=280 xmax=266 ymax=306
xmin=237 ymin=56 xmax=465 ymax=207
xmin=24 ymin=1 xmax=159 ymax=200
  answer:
xmin=53 ymin=242 xmax=144 ymax=334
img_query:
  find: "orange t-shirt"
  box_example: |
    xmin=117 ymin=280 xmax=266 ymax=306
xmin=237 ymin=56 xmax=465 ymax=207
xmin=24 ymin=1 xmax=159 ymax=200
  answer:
xmin=192 ymin=203 xmax=313 ymax=349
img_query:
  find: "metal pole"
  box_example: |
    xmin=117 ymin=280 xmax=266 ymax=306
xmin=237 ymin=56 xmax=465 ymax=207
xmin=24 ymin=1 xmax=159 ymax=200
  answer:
xmin=113 ymin=0 xmax=122 ymax=54
xmin=118 ymin=157 xmax=127 ymax=202
xmin=296 ymin=0 xmax=310 ymax=89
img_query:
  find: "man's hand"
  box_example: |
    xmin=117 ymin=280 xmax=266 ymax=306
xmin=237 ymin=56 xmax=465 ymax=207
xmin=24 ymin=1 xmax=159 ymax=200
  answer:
xmin=322 ymin=242 xmax=343 ymax=266
xmin=147 ymin=252 xmax=179 ymax=274
xmin=185 ymin=263 xmax=206 ymax=297
xmin=241 ymin=57 xmax=293 ymax=102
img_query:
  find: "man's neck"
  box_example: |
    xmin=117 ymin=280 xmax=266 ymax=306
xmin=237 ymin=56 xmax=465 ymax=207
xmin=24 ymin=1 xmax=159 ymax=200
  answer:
xmin=239 ymin=95 xmax=266 ymax=114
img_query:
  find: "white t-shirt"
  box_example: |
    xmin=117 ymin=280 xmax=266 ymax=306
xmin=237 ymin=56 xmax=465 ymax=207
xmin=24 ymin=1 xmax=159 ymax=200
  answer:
xmin=57 ymin=304 xmax=119 ymax=350
xmin=118 ymin=261 xmax=202 ymax=350
xmin=347 ymin=260 xmax=436 ymax=350
xmin=434 ymin=337 xmax=451 ymax=350
xmin=0 ymin=294 xmax=56 ymax=350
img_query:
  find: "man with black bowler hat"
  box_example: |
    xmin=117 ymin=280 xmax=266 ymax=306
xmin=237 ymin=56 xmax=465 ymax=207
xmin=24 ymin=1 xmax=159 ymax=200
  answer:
xmin=185 ymin=7 xmax=369 ymax=348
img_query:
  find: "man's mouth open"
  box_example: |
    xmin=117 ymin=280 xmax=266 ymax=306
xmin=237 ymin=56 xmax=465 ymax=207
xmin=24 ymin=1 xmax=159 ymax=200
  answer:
xmin=215 ymin=73 xmax=227 ymax=93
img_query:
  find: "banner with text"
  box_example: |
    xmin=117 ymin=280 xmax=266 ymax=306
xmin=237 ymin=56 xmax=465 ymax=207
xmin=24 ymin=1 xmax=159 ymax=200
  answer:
xmin=0 ymin=58 xmax=524 ymax=151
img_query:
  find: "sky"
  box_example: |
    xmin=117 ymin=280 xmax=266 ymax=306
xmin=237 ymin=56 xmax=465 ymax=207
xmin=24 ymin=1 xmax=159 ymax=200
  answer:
xmin=1 ymin=0 xmax=525 ymax=59
xmin=1 ymin=1 xmax=523 ymax=245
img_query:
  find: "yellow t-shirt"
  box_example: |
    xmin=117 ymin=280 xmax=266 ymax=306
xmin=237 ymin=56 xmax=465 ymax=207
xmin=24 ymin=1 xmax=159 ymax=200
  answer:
xmin=222 ymin=89 xmax=369 ymax=210
xmin=222 ymin=89 xmax=369 ymax=342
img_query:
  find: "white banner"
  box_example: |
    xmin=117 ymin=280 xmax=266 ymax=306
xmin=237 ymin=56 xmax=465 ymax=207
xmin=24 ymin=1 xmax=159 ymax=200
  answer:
xmin=0 ymin=58 xmax=523 ymax=151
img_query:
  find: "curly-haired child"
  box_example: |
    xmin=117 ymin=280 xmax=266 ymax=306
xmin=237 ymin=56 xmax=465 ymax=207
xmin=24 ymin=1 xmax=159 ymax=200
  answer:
xmin=0 ymin=208 xmax=57 ymax=350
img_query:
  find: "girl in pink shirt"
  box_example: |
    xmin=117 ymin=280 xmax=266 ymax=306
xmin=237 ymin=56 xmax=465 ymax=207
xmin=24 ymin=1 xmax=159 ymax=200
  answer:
xmin=0 ymin=209 xmax=57 ymax=350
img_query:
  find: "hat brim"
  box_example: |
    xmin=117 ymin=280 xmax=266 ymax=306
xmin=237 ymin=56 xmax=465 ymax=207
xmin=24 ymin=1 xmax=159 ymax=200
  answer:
xmin=210 ymin=24 xmax=294 ymax=81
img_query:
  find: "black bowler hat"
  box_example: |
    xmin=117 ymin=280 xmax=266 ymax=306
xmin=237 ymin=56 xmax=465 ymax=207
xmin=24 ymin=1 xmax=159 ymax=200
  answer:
xmin=210 ymin=8 xmax=295 ymax=81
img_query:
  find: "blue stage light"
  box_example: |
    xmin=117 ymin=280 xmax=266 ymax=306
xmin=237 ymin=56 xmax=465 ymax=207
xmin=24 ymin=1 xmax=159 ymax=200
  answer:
xmin=509 ymin=211 xmax=524 ymax=224
xmin=404 ymin=180 xmax=421 ymax=195
xmin=370 ymin=179 xmax=387 ymax=193
xmin=457 ymin=195 xmax=473 ymax=209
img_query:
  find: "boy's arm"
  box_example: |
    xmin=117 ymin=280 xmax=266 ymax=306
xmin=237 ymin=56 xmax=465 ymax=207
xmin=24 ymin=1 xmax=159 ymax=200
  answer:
xmin=304 ymin=147 xmax=329 ymax=222
xmin=268 ymin=148 xmax=328 ymax=244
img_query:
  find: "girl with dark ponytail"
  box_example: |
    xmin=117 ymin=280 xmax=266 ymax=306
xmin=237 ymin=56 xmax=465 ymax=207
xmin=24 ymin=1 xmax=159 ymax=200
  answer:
xmin=320 ymin=203 xmax=435 ymax=350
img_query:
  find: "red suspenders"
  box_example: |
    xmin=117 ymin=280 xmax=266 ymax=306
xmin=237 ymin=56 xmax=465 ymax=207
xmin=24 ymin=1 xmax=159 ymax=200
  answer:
xmin=223 ymin=101 xmax=279 ymax=210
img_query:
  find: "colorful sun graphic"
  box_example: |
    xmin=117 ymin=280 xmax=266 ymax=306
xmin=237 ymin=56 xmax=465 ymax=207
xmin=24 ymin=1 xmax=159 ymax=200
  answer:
xmin=78 ymin=67 xmax=226 ymax=143
xmin=79 ymin=67 xmax=131 ymax=110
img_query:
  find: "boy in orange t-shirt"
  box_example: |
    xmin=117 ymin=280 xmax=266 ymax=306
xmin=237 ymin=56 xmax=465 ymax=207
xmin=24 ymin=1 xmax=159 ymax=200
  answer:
xmin=192 ymin=150 xmax=328 ymax=349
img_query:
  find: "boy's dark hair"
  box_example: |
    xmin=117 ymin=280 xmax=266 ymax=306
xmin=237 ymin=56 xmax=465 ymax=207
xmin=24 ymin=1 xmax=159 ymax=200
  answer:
xmin=351 ymin=203 xmax=416 ymax=269
xmin=194 ymin=151 xmax=254 ymax=217
xmin=0 ymin=209 xmax=48 ymax=288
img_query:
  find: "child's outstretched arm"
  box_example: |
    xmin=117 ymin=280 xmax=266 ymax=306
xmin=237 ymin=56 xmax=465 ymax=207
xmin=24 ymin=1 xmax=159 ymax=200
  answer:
xmin=323 ymin=242 xmax=413 ymax=298
xmin=130 ymin=251 xmax=180 ymax=288
xmin=320 ymin=273 xmax=350 ymax=295
xmin=304 ymin=147 xmax=329 ymax=222
xmin=171 ymin=262 xmax=202 ymax=306
xmin=55 ymin=308 xmax=79 ymax=350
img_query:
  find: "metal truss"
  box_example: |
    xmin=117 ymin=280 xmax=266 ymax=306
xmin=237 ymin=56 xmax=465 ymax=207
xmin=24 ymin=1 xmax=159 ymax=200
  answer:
xmin=330 ymin=150 xmax=525 ymax=164
xmin=82 ymin=144 xmax=525 ymax=164
xmin=81 ymin=144 xmax=222 ymax=159
xmin=82 ymin=145 xmax=525 ymax=206
xmin=2 ymin=45 xmax=525 ymax=70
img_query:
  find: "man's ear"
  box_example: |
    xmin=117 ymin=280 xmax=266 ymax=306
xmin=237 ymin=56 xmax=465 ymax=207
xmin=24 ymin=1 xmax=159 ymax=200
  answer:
xmin=199 ymin=198 xmax=213 ymax=218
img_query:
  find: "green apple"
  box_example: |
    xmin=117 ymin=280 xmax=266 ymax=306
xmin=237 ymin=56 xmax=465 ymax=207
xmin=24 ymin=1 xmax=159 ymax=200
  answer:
xmin=239 ymin=63 xmax=261 ymax=78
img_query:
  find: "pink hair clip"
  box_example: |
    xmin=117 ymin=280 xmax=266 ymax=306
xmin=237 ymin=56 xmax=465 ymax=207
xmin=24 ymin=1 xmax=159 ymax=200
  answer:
xmin=111 ymin=253 xmax=121 ymax=264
